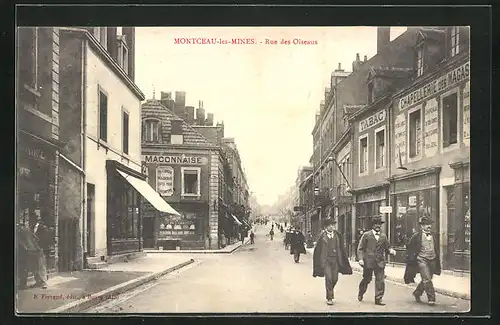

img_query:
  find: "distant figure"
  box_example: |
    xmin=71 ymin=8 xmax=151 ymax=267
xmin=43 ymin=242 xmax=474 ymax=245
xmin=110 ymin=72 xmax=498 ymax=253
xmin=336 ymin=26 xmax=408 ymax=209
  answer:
xmin=250 ymin=231 xmax=255 ymax=244
xmin=284 ymin=230 xmax=292 ymax=250
xmin=290 ymin=226 xmax=306 ymax=263
xmin=306 ymin=231 xmax=314 ymax=248
xmin=269 ymin=228 xmax=275 ymax=241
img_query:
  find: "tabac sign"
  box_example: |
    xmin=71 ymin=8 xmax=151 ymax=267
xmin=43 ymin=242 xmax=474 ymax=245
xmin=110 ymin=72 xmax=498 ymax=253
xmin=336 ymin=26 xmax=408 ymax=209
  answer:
xmin=143 ymin=154 xmax=208 ymax=165
xmin=359 ymin=110 xmax=386 ymax=133
xmin=399 ymin=61 xmax=470 ymax=111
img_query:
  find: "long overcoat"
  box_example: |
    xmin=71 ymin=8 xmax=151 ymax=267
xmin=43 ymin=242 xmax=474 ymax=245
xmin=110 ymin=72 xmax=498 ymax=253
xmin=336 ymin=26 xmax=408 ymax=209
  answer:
xmin=357 ymin=230 xmax=392 ymax=269
xmin=403 ymin=231 xmax=441 ymax=284
xmin=290 ymin=231 xmax=306 ymax=255
xmin=313 ymin=230 xmax=353 ymax=277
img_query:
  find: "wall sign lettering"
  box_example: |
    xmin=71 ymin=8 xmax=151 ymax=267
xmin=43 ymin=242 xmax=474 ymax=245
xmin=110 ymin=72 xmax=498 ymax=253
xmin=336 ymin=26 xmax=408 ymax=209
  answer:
xmin=463 ymin=81 xmax=470 ymax=147
xmin=424 ymin=98 xmax=439 ymax=158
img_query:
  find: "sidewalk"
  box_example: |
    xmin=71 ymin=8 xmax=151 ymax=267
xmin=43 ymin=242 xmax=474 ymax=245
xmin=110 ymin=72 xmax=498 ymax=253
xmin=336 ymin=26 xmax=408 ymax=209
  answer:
xmin=144 ymin=241 xmax=244 ymax=254
xmin=16 ymin=254 xmax=195 ymax=314
xmin=305 ymin=246 xmax=470 ymax=300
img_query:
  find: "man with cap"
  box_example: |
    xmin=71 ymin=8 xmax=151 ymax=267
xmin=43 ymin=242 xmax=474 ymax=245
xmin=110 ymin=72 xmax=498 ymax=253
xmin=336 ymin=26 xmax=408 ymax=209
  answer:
xmin=313 ymin=218 xmax=352 ymax=306
xmin=404 ymin=215 xmax=441 ymax=306
xmin=357 ymin=215 xmax=396 ymax=305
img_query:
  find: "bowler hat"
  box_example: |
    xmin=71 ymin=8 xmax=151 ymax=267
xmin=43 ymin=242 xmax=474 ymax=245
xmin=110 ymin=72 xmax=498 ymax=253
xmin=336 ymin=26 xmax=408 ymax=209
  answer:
xmin=323 ymin=218 xmax=336 ymax=226
xmin=371 ymin=216 xmax=385 ymax=225
xmin=419 ymin=216 xmax=433 ymax=225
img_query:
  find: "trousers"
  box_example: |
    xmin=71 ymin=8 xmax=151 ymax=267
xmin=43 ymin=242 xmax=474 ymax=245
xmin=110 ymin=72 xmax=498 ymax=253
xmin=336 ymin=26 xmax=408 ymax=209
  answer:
xmin=18 ymin=250 xmax=47 ymax=287
xmin=358 ymin=266 xmax=385 ymax=301
xmin=414 ymin=257 xmax=436 ymax=302
xmin=324 ymin=258 xmax=339 ymax=300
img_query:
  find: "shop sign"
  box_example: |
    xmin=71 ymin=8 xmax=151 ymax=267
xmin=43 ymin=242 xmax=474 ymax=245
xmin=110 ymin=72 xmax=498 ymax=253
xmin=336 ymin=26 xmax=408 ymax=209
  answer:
xmin=379 ymin=206 xmax=392 ymax=214
xmin=359 ymin=110 xmax=386 ymax=133
xmin=463 ymin=81 xmax=470 ymax=147
xmin=399 ymin=61 xmax=470 ymax=111
xmin=357 ymin=189 xmax=385 ymax=203
xmin=20 ymin=146 xmax=46 ymax=161
xmin=424 ymin=98 xmax=439 ymax=158
xmin=394 ymin=112 xmax=407 ymax=165
xmin=143 ymin=155 xmax=208 ymax=165
xmin=398 ymin=206 xmax=407 ymax=214
xmin=408 ymin=195 xmax=417 ymax=207
xmin=393 ymin=173 xmax=437 ymax=194
xmin=156 ymin=166 xmax=174 ymax=196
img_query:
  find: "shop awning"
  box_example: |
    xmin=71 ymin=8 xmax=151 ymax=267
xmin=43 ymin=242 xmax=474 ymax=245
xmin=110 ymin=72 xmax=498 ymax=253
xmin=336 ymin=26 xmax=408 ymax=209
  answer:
xmin=243 ymin=219 xmax=251 ymax=227
xmin=231 ymin=214 xmax=243 ymax=226
xmin=117 ymin=170 xmax=180 ymax=215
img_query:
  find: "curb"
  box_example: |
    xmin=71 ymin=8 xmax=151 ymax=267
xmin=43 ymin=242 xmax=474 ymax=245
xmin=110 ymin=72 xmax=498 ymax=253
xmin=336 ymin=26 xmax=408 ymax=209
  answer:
xmin=48 ymin=258 xmax=195 ymax=313
xmin=144 ymin=243 xmax=244 ymax=254
xmin=349 ymin=264 xmax=470 ymax=301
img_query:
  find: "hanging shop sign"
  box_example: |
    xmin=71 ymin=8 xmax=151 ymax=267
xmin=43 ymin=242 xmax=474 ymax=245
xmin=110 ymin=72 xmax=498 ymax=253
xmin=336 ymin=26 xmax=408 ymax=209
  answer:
xmin=143 ymin=155 xmax=208 ymax=165
xmin=156 ymin=166 xmax=174 ymax=196
xmin=359 ymin=110 xmax=386 ymax=133
xmin=399 ymin=61 xmax=470 ymax=111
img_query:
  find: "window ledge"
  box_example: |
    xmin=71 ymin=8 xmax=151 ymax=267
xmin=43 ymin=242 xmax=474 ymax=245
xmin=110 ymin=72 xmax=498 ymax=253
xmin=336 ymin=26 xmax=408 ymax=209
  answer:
xmin=97 ymin=138 xmax=111 ymax=150
xmin=374 ymin=167 xmax=385 ymax=173
xmin=407 ymin=155 xmax=422 ymax=164
xmin=358 ymin=171 xmax=369 ymax=177
xmin=181 ymin=194 xmax=201 ymax=198
xmin=442 ymin=143 xmax=460 ymax=154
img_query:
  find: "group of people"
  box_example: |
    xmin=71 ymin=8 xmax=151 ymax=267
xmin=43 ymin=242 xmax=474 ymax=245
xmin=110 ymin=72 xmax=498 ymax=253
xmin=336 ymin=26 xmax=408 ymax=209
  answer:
xmin=283 ymin=226 xmax=307 ymax=263
xmin=312 ymin=215 xmax=441 ymax=307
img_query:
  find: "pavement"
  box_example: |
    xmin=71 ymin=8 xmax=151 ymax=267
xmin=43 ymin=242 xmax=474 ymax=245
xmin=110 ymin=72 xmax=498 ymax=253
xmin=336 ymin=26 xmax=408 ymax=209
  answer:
xmin=144 ymin=241 xmax=244 ymax=254
xmin=82 ymin=225 xmax=470 ymax=313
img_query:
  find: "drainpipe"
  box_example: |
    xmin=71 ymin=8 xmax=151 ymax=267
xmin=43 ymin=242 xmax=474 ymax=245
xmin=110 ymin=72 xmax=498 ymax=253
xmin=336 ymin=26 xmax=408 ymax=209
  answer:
xmin=387 ymin=101 xmax=394 ymax=265
xmin=81 ymin=38 xmax=88 ymax=267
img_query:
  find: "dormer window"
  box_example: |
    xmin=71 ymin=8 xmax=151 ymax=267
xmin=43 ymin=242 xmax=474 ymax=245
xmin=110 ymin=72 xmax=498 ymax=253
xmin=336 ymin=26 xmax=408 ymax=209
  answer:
xmin=416 ymin=47 xmax=424 ymax=77
xmin=117 ymin=34 xmax=129 ymax=74
xmin=450 ymin=27 xmax=460 ymax=57
xmin=143 ymin=119 xmax=160 ymax=142
xmin=93 ymin=27 xmax=107 ymax=48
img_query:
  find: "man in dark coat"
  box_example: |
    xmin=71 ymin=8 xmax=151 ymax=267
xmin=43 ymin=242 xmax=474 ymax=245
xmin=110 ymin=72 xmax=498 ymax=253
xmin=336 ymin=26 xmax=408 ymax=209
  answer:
xmin=313 ymin=218 xmax=353 ymax=306
xmin=404 ymin=216 xmax=441 ymax=306
xmin=357 ymin=216 xmax=396 ymax=305
xmin=32 ymin=216 xmax=51 ymax=259
xmin=290 ymin=226 xmax=306 ymax=263
xmin=17 ymin=223 xmax=48 ymax=289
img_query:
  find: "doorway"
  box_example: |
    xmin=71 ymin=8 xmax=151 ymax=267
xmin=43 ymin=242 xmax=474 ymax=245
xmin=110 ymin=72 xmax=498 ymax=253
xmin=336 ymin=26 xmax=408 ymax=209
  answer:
xmin=142 ymin=216 xmax=156 ymax=249
xmin=86 ymin=183 xmax=95 ymax=256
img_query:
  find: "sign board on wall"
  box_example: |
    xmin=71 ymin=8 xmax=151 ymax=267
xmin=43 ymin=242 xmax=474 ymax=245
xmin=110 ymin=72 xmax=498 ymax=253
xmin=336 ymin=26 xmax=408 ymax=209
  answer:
xmin=424 ymin=98 xmax=439 ymax=158
xmin=463 ymin=81 xmax=470 ymax=147
xmin=398 ymin=61 xmax=470 ymax=111
xmin=157 ymin=166 xmax=174 ymax=196
xmin=359 ymin=110 xmax=386 ymax=133
xmin=394 ymin=113 xmax=407 ymax=165
xmin=379 ymin=206 xmax=392 ymax=214
xmin=143 ymin=155 xmax=208 ymax=165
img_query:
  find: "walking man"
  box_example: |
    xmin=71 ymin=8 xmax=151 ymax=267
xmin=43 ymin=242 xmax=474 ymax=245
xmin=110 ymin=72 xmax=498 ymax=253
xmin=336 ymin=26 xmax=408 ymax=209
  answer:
xmin=313 ymin=218 xmax=352 ymax=306
xmin=269 ymin=228 xmax=274 ymax=241
xmin=249 ymin=230 xmax=255 ymax=244
xmin=290 ymin=226 xmax=306 ymax=263
xmin=357 ymin=216 xmax=396 ymax=305
xmin=17 ymin=222 xmax=48 ymax=289
xmin=404 ymin=216 xmax=441 ymax=306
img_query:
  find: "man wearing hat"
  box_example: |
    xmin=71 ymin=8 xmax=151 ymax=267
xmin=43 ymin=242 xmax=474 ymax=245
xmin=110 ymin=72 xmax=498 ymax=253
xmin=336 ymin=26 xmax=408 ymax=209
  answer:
xmin=357 ymin=215 xmax=396 ymax=305
xmin=404 ymin=215 xmax=441 ymax=306
xmin=313 ymin=218 xmax=352 ymax=306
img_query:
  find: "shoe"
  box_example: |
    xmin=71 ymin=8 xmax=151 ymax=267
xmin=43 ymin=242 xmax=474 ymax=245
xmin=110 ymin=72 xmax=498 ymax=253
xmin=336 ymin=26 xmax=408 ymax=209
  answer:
xmin=326 ymin=300 xmax=334 ymax=305
xmin=357 ymin=294 xmax=363 ymax=301
xmin=413 ymin=292 xmax=422 ymax=303
xmin=428 ymin=301 xmax=436 ymax=306
xmin=375 ymin=300 xmax=386 ymax=306
xmin=30 ymin=282 xmax=47 ymax=289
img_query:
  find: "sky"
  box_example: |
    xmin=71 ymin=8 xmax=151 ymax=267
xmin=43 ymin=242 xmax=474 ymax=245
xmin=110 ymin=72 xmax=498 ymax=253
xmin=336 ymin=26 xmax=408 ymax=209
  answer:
xmin=134 ymin=27 xmax=407 ymax=207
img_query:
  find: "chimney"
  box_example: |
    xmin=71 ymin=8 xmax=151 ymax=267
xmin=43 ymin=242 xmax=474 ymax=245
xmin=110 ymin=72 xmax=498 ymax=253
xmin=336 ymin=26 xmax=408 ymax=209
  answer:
xmin=335 ymin=62 xmax=344 ymax=72
xmin=205 ymin=113 xmax=214 ymax=126
xmin=185 ymin=106 xmax=195 ymax=124
xmin=196 ymin=107 xmax=206 ymax=125
xmin=352 ymin=53 xmax=362 ymax=72
xmin=377 ymin=27 xmax=391 ymax=54
xmin=122 ymin=27 xmax=135 ymax=81
xmin=170 ymin=119 xmax=184 ymax=145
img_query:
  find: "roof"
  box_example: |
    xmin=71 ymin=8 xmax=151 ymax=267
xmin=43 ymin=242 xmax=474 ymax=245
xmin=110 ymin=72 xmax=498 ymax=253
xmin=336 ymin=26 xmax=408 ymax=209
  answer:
xmin=367 ymin=66 xmax=413 ymax=80
xmin=192 ymin=125 xmax=222 ymax=146
xmin=141 ymin=99 xmax=214 ymax=147
xmin=418 ymin=27 xmax=446 ymax=43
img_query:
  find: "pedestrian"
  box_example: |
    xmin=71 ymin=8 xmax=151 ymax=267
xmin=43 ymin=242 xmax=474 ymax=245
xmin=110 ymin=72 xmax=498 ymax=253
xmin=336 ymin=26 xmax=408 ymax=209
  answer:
xmin=357 ymin=216 xmax=396 ymax=306
xmin=284 ymin=230 xmax=291 ymax=250
xmin=17 ymin=222 xmax=48 ymax=289
xmin=269 ymin=228 xmax=274 ymax=241
xmin=306 ymin=231 xmax=314 ymax=248
xmin=250 ymin=230 xmax=255 ymax=244
xmin=290 ymin=226 xmax=306 ymax=263
xmin=32 ymin=215 xmax=51 ymax=263
xmin=313 ymin=218 xmax=352 ymax=306
xmin=404 ymin=215 xmax=441 ymax=306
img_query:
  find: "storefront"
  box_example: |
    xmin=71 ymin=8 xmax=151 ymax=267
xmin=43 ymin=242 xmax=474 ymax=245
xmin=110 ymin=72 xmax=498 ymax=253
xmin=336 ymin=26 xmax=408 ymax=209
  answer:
xmin=389 ymin=167 xmax=441 ymax=263
xmin=17 ymin=132 xmax=58 ymax=271
xmin=334 ymin=191 xmax=354 ymax=257
xmin=446 ymin=161 xmax=470 ymax=271
xmin=354 ymin=185 xmax=389 ymax=235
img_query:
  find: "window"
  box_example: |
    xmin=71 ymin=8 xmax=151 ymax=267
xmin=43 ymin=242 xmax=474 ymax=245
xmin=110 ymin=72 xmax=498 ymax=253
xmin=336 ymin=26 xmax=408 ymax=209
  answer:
xmin=108 ymin=182 xmax=139 ymax=240
xmin=122 ymin=110 xmax=129 ymax=154
xmin=93 ymin=27 xmax=107 ymax=47
xmin=368 ymin=82 xmax=374 ymax=104
xmin=98 ymin=89 xmax=108 ymax=142
xmin=450 ymin=27 xmax=460 ymax=57
xmin=181 ymin=167 xmax=201 ymax=196
xmin=416 ymin=47 xmax=424 ymax=77
xmin=19 ymin=27 xmax=39 ymax=90
xmin=442 ymin=93 xmax=458 ymax=147
xmin=408 ymin=109 xmax=422 ymax=158
xmin=375 ymin=127 xmax=385 ymax=169
xmin=143 ymin=120 xmax=160 ymax=142
xmin=359 ymin=135 xmax=368 ymax=174
xmin=117 ymin=36 xmax=129 ymax=74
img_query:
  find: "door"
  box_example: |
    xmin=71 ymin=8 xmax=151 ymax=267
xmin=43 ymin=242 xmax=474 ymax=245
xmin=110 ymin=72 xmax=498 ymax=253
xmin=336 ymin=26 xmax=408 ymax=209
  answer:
xmin=142 ymin=217 xmax=156 ymax=248
xmin=58 ymin=218 xmax=78 ymax=271
xmin=86 ymin=184 xmax=95 ymax=255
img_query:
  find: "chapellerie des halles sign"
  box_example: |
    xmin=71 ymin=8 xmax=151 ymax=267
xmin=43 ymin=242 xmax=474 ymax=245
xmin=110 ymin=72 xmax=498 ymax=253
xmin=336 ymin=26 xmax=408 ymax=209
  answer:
xmin=143 ymin=154 xmax=208 ymax=165
xmin=399 ymin=61 xmax=470 ymax=111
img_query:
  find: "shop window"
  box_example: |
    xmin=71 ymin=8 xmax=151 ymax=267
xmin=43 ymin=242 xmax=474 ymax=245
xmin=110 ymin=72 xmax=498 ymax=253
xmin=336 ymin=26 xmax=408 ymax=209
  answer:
xmin=408 ymin=109 xmax=422 ymax=158
xmin=143 ymin=119 xmax=160 ymax=142
xmin=109 ymin=182 xmax=140 ymax=240
xmin=18 ymin=27 xmax=40 ymax=90
xmin=375 ymin=128 xmax=385 ymax=169
xmin=182 ymin=167 xmax=201 ymax=196
xmin=93 ymin=27 xmax=107 ymax=48
xmin=416 ymin=47 xmax=424 ymax=77
xmin=98 ymin=89 xmax=108 ymax=142
xmin=122 ymin=110 xmax=129 ymax=155
xmin=450 ymin=27 xmax=460 ymax=57
xmin=442 ymin=93 xmax=458 ymax=148
xmin=359 ymin=135 xmax=368 ymax=174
